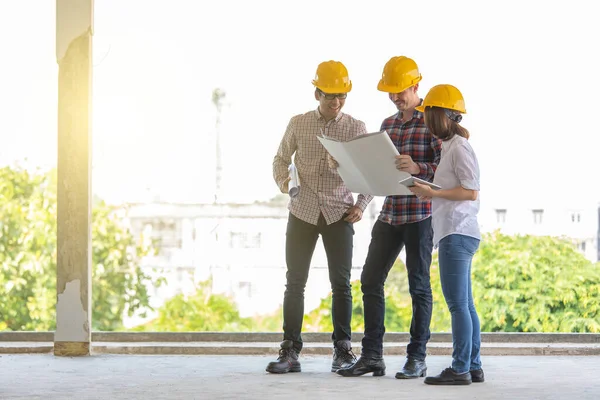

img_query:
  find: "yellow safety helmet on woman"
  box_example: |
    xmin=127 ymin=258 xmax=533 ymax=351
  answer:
xmin=312 ymin=60 xmax=352 ymax=93
xmin=377 ymin=56 xmax=422 ymax=93
xmin=415 ymin=84 xmax=467 ymax=114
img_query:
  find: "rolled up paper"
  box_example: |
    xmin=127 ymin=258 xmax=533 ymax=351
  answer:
xmin=288 ymin=164 xmax=300 ymax=197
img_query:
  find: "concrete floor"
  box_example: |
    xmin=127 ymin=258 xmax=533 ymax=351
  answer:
xmin=1 ymin=354 xmax=599 ymax=400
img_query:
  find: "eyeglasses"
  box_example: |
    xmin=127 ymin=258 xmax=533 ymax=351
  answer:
xmin=320 ymin=92 xmax=347 ymax=100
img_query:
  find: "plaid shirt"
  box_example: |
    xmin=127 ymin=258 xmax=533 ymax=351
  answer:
xmin=273 ymin=109 xmax=374 ymax=226
xmin=378 ymin=107 xmax=442 ymax=225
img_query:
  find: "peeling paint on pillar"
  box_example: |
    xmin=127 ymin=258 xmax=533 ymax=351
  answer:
xmin=55 ymin=280 xmax=90 ymax=342
xmin=56 ymin=0 xmax=94 ymax=62
xmin=55 ymin=0 xmax=94 ymax=357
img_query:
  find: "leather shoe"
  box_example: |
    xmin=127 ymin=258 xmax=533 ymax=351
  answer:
xmin=336 ymin=356 xmax=386 ymax=377
xmin=395 ymin=357 xmax=427 ymax=379
xmin=470 ymin=368 xmax=485 ymax=383
xmin=424 ymin=367 xmax=472 ymax=385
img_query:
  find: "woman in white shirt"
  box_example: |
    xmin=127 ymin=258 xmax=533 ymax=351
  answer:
xmin=409 ymin=84 xmax=483 ymax=386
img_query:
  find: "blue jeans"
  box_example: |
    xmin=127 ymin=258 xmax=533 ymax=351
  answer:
xmin=282 ymin=213 xmax=354 ymax=352
xmin=438 ymin=234 xmax=481 ymax=373
xmin=361 ymin=218 xmax=433 ymax=359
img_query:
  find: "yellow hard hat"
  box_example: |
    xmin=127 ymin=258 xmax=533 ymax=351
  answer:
xmin=377 ymin=56 xmax=422 ymax=93
xmin=415 ymin=84 xmax=467 ymax=113
xmin=312 ymin=60 xmax=352 ymax=93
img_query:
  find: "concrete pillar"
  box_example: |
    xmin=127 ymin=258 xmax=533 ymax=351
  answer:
xmin=54 ymin=0 xmax=94 ymax=357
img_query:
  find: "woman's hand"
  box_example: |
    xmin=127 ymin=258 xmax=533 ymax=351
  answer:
xmin=409 ymin=181 xmax=434 ymax=200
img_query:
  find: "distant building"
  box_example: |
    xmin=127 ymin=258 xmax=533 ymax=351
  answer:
xmin=123 ymin=198 xmax=599 ymax=327
xmin=479 ymin=200 xmax=599 ymax=263
xmin=125 ymin=198 xmax=381 ymax=325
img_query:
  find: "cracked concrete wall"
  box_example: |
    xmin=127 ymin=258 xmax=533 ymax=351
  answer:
xmin=55 ymin=0 xmax=94 ymax=356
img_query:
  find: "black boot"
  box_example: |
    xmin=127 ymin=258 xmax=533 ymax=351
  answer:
xmin=395 ymin=357 xmax=427 ymax=379
xmin=424 ymin=367 xmax=472 ymax=385
xmin=331 ymin=340 xmax=357 ymax=372
xmin=336 ymin=356 xmax=386 ymax=377
xmin=266 ymin=340 xmax=301 ymax=374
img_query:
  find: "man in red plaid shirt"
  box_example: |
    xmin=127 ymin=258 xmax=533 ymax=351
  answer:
xmin=338 ymin=56 xmax=442 ymax=379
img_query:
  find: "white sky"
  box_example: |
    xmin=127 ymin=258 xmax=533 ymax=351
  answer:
xmin=1 ymin=0 xmax=599 ymax=208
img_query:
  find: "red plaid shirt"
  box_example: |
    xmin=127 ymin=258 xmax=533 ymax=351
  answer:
xmin=378 ymin=107 xmax=442 ymax=225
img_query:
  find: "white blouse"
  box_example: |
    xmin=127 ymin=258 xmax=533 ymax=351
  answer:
xmin=431 ymin=135 xmax=481 ymax=246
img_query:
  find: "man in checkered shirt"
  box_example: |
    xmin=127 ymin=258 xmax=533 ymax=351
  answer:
xmin=338 ymin=56 xmax=442 ymax=379
xmin=266 ymin=60 xmax=373 ymax=374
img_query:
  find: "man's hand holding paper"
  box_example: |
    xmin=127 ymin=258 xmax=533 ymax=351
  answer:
xmin=395 ymin=154 xmax=420 ymax=174
xmin=327 ymin=154 xmax=339 ymax=169
xmin=280 ymin=177 xmax=291 ymax=194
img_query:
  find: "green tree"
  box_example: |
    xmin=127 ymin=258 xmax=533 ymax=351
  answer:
xmin=0 ymin=166 xmax=55 ymax=331
xmin=0 ymin=165 xmax=158 ymax=331
xmin=303 ymin=264 xmax=449 ymax=333
xmin=134 ymin=274 xmax=287 ymax=332
xmin=472 ymin=232 xmax=600 ymax=332
xmin=91 ymin=198 xmax=159 ymax=330
xmin=135 ymin=279 xmax=251 ymax=331
xmin=134 ymin=278 xmax=275 ymax=332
